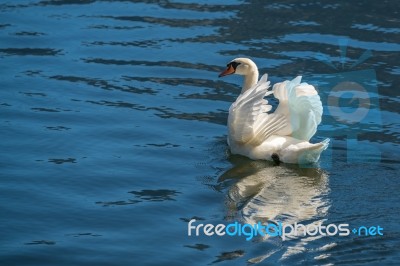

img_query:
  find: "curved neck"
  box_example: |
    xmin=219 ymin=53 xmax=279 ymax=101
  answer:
xmin=241 ymin=69 xmax=259 ymax=93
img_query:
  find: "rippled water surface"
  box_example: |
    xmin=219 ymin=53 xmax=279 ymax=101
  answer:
xmin=1 ymin=1 xmax=399 ymax=265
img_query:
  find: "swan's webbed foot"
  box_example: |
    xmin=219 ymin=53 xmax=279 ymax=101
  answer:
xmin=271 ymin=153 xmax=280 ymax=165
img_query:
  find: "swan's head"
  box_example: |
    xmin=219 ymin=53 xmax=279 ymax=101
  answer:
xmin=218 ymin=58 xmax=257 ymax=78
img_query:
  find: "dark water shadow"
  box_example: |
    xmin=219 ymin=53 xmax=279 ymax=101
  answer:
xmin=183 ymin=243 xmax=210 ymax=251
xmin=96 ymin=189 xmax=181 ymax=207
xmin=0 ymin=48 xmax=62 ymax=56
xmin=129 ymin=189 xmax=181 ymax=202
xmin=48 ymin=158 xmax=77 ymax=164
xmin=25 ymin=240 xmax=56 ymax=245
xmin=211 ymin=249 xmax=245 ymax=264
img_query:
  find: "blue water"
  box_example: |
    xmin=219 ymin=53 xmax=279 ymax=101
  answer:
xmin=1 ymin=1 xmax=399 ymax=265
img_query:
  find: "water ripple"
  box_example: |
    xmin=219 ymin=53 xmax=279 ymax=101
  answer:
xmin=49 ymin=75 xmax=157 ymax=95
xmin=352 ymin=23 xmax=400 ymax=34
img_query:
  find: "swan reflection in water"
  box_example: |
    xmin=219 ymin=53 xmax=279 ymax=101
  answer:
xmin=219 ymin=155 xmax=332 ymax=262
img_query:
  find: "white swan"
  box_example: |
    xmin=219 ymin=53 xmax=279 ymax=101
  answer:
xmin=219 ymin=58 xmax=329 ymax=164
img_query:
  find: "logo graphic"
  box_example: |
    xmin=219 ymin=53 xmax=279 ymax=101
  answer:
xmin=188 ymin=219 xmax=384 ymax=241
xmin=311 ymin=39 xmax=382 ymax=166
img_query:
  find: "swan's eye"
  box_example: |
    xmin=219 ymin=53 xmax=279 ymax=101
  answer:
xmin=228 ymin=61 xmax=241 ymax=69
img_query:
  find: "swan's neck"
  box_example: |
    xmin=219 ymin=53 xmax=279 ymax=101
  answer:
xmin=241 ymin=70 xmax=259 ymax=93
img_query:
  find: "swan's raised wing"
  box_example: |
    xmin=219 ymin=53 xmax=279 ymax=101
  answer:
xmin=273 ymin=76 xmax=323 ymax=141
xmin=228 ymin=74 xmax=288 ymax=145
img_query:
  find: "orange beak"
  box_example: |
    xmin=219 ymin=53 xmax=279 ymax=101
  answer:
xmin=218 ymin=65 xmax=235 ymax=77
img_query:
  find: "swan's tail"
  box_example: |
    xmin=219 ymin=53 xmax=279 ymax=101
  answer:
xmin=280 ymin=138 xmax=330 ymax=164
xmin=298 ymin=138 xmax=330 ymax=164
